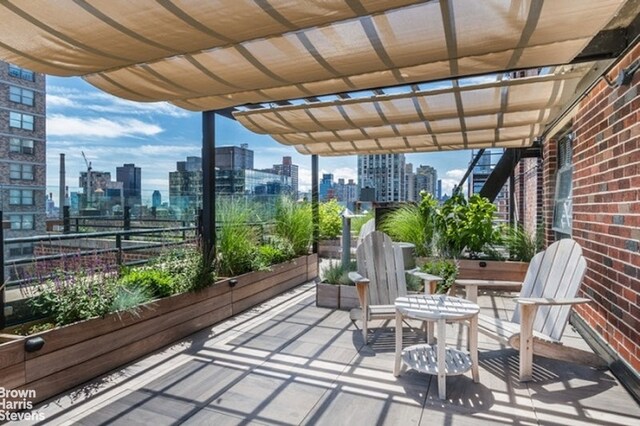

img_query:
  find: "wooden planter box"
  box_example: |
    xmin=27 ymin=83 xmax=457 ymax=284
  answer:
xmin=457 ymin=259 xmax=529 ymax=284
xmin=0 ymin=254 xmax=318 ymax=404
xmin=339 ymin=285 xmax=359 ymax=310
xmin=316 ymin=283 xmax=340 ymax=309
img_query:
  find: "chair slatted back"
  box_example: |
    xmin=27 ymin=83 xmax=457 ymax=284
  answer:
xmin=356 ymin=218 xmax=376 ymax=247
xmin=356 ymin=231 xmax=407 ymax=305
xmin=512 ymin=239 xmax=587 ymax=341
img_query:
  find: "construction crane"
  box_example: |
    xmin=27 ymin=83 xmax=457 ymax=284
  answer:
xmin=81 ymin=151 xmax=92 ymax=208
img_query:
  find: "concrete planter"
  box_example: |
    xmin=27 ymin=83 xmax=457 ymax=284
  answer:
xmin=0 ymin=254 xmax=318 ymax=404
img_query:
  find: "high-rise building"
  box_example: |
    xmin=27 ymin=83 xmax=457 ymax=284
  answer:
xmin=319 ymin=173 xmax=334 ymax=201
xmin=272 ymin=156 xmax=299 ymax=198
xmin=215 ymin=144 xmax=253 ymax=170
xmin=357 ymin=154 xmax=406 ymax=202
xmin=151 ymin=190 xmax=162 ymax=208
xmin=79 ymin=170 xmax=124 ymax=214
xmin=437 ymin=179 xmax=442 ymax=200
xmin=334 ymin=178 xmax=358 ymax=209
xmin=405 ymin=163 xmax=416 ymax=202
xmin=116 ymin=163 xmax=142 ymax=207
xmin=169 ymin=157 xmax=203 ymax=215
xmin=415 ymin=165 xmax=437 ymax=198
xmin=0 ymin=61 xmax=46 ymax=257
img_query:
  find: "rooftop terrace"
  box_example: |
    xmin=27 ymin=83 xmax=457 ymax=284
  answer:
xmin=24 ymin=282 xmax=640 ymax=426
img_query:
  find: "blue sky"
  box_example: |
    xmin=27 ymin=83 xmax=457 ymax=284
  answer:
xmin=45 ymin=76 xmax=473 ymax=205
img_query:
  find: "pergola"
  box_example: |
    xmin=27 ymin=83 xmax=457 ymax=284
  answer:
xmin=0 ymin=0 xmax=637 ymax=262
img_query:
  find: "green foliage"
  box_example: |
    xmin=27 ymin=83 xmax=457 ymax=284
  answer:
xmin=351 ymin=210 xmax=374 ymax=235
xmin=151 ymin=247 xmax=212 ymax=292
xmin=502 ymin=225 xmax=539 ymax=262
xmin=120 ymin=269 xmax=177 ymax=298
xmin=322 ymin=260 xmax=357 ymax=285
xmin=217 ymin=200 xmax=259 ymax=277
xmin=434 ymin=193 xmax=500 ymax=258
xmin=382 ymin=199 xmax=435 ymax=257
xmin=30 ymin=276 xmax=118 ymax=326
xmin=255 ymin=238 xmax=294 ymax=268
xmin=421 ymin=259 xmax=459 ymax=294
xmin=274 ymin=197 xmax=313 ymax=256
xmin=110 ymin=285 xmax=152 ymax=314
xmin=319 ymin=199 xmax=343 ymax=240
xmin=405 ymin=273 xmax=423 ymax=292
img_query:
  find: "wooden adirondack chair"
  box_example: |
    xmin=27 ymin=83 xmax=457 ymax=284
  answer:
xmin=355 ymin=218 xmax=375 ymax=247
xmin=348 ymin=231 xmax=441 ymax=343
xmin=454 ymin=239 xmax=605 ymax=381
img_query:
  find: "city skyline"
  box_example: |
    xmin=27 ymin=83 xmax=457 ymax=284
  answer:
xmin=45 ymin=76 xmax=472 ymax=205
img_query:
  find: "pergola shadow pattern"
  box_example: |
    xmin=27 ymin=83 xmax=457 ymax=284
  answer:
xmin=24 ymin=284 xmax=640 ymax=426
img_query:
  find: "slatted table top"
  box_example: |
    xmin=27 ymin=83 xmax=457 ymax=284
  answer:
xmin=395 ymin=295 xmax=480 ymax=321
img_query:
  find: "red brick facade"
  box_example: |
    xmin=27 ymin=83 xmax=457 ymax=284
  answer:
xmin=541 ymin=44 xmax=640 ymax=373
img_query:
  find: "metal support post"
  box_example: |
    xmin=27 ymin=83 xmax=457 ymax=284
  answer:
xmin=341 ymin=214 xmax=351 ymax=270
xmin=63 ymin=205 xmax=70 ymax=234
xmin=311 ymin=155 xmax=319 ymax=254
xmin=202 ymin=111 xmax=216 ymax=266
xmin=123 ymin=206 xmax=131 ymax=240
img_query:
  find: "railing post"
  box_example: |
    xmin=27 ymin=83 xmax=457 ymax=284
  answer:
xmin=182 ymin=220 xmax=187 ymax=241
xmin=0 ymin=211 xmax=5 ymax=329
xmin=124 ymin=206 xmax=131 ymax=241
xmin=115 ymin=234 xmax=122 ymax=267
xmin=312 ymin=155 xmax=319 ymax=254
xmin=75 ymin=217 xmax=79 ymax=233
xmin=63 ymin=205 xmax=70 ymax=234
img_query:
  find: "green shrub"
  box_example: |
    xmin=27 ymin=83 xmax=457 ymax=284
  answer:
xmin=319 ymin=199 xmax=343 ymax=240
xmin=275 ymin=197 xmax=313 ymax=256
xmin=421 ymin=259 xmax=458 ymax=294
xmin=255 ymin=238 xmax=294 ymax=268
xmin=322 ymin=260 xmax=356 ymax=285
xmin=120 ymin=269 xmax=176 ymax=298
xmin=502 ymin=225 xmax=539 ymax=262
xmin=381 ymin=201 xmax=435 ymax=257
xmin=110 ymin=285 xmax=152 ymax=314
xmin=351 ymin=210 xmax=374 ymax=235
xmin=217 ymin=200 xmax=259 ymax=276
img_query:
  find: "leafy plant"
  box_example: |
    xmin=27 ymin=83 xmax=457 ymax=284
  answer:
xmin=120 ymin=269 xmax=177 ymax=298
xmin=322 ymin=260 xmax=356 ymax=285
xmin=405 ymin=273 xmax=423 ymax=292
xmin=502 ymin=225 xmax=539 ymax=262
xmin=255 ymin=238 xmax=294 ymax=268
xmin=435 ymin=193 xmax=500 ymax=258
xmin=319 ymin=199 xmax=343 ymax=240
xmin=421 ymin=259 xmax=459 ymax=294
xmin=151 ymin=247 xmax=212 ymax=292
xmin=274 ymin=197 xmax=313 ymax=256
xmin=110 ymin=285 xmax=152 ymax=314
xmin=216 ymin=200 xmax=259 ymax=276
xmin=381 ymin=201 xmax=435 ymax=257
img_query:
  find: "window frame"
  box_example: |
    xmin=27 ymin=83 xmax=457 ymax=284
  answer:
xmin=9 ymin=111 xmax=35 ymax=131
xmin=552 ymin=132 xmax=574 ymax=235
xmin=9 ymin=163 xmax=35 ymax=180
xmin=9 ymin=138 xmax=35 ymax=155
xmin=8 ymin=64 xmax=35 ymax=81
xmin=9 ymin=189 xmax=34 ymax=205
xmin=9 ymin=214 xmax=35 ymax=230
xmin=9 ymin=86 xmax=35 ymax=106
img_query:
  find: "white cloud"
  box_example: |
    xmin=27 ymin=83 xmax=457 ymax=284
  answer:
xmin=47 ymin=95 xmax=77 ymax=107
xmin=331 ymin=167 xmax=357 ymax=182
xmin=440 ymin=168 xmax=466 ymax=195
xmin=47 ymin=114 xmax=163 ymax=138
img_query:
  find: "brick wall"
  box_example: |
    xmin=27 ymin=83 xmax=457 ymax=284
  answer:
xmin=542 ymin=137 xmax=559 ymax=247
xmin=570 ymin=43 xmax=640 ymax=373
xmin=514 ymin=157 xmax=543 ymax=236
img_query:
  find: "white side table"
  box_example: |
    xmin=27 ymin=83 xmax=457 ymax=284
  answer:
xmin=394 ymin=295 xmax=480 ymax=400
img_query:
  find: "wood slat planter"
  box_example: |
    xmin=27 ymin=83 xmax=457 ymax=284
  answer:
xmin=457 ymin=259 xmax=528 ymax=286
xmin=0 ymin=254 xmax=317 ymax=404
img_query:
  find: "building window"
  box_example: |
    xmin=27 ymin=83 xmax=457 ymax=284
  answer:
xmin=553 ymin=133 xmax=573 ymax=235
xmin=9 ymin=138 xmax=34 ymax=155
xmin=8 ymin=64 xmax=34 ymax=81
xmin=9 ymin=189 xmax=34 ymax=205
xmin=8 ymin=243 xmax=34 ymax=257
xmin=9 ymin=112 xmax=34 ymax=131
xmin=9 ymin=214 xmax=34 ymax=230
xmin=10 ymin=163 xmax=35 ymax=180
xmin=9 ymin=86 xmax=34 ymax=106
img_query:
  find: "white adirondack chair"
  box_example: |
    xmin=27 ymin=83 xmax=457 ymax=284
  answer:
xmin=355 ymin=218 xmax=375 ymax=247
xmin=348 ymin=231 xmax=441 ymax=343
xmin=454 ymin=239 xmax=604 ymax=381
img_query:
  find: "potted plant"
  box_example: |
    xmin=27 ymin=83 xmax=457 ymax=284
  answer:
xmin=317 ymin=260 xmax=359 ymax=309
xmin=317 ymin=200 xmax=344 ymax=257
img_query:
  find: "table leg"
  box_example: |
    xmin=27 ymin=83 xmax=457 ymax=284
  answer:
xmin=437 ymin=318 xmax=446 ymax=400
xmin=469 ymin=314 xmax=479 ymax=383
xmin=394 ymin=310 xmax=403 ymax=376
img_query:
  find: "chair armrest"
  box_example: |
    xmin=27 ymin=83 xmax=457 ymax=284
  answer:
xmin=407 ymin=268 xmax=442 ymax=282
xmin=348 ymin=271 xmax=369 ymax=285
xmin=516 ymin=297 xmax=591 ymax=306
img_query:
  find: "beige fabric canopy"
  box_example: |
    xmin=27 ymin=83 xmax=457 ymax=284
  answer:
xmin=0 ymin=0 xmax=625 ymax=112
xmin=233 ymin=64 xmax=591 ymax=155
